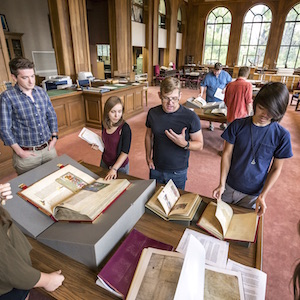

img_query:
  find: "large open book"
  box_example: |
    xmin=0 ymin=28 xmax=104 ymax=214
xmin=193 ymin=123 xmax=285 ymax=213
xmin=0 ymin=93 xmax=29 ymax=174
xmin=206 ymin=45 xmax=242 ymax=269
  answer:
xmin=126 ymin=235 xmax=244 ymax=300
xmin=78 ymin=127 xmax=104 ymax=151
xmin=197 ymin=200 xmax=259 ymax=242
xmin=96 ymin=229 xmax=173 ymax=298
xmin=145 ymin=179 xmax=201 ymax=222
xmin=17 ymin=165 xmax=130 ymax=222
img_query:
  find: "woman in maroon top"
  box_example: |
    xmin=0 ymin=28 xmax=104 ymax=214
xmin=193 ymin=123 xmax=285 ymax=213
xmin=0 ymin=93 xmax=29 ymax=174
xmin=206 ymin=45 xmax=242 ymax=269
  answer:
xmin=98 ymin=96 xmax=132 ymax=180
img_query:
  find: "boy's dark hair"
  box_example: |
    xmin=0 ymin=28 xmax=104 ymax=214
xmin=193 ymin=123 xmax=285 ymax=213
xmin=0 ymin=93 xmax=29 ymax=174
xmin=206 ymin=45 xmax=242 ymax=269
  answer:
xmin=9 ymin=57 xmax=34 ymax=77
xmin=103 ymin=96 xmax=124 ymax=129
xmin=238 ymin=66 xmax=250 ymax=78
xmin=253 ymin=82 xmax=289 ymax=122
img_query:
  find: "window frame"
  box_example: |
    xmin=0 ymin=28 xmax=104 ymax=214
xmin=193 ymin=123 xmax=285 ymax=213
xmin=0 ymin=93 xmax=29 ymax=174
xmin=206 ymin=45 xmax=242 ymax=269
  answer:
xmin=203 ymin=7 xmax=232 ymax=65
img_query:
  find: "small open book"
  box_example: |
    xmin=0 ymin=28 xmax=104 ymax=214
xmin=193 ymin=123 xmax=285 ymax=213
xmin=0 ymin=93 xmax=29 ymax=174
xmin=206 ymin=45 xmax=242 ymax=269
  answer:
xmin=197 ymin=200 xmax=259 ymax=242
xmin=186 ymin=97 xmax=221 ymax=109
xmin=145 ymin=179 xmax=201 ymax=222
xmin=78 ymin=127 xmax=104 ymax=152
xmin=204 ymin=107 xmax=227 ymax=117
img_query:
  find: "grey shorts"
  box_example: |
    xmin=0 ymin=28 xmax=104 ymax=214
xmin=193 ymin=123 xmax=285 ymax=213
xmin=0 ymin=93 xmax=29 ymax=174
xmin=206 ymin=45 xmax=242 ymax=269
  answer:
xmin=222 ymin=183 xmax=257 ymax=210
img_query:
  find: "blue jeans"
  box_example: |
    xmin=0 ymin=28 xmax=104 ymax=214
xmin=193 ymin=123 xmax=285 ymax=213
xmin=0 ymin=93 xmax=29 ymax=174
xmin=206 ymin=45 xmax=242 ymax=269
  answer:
xmin=150 ymin=168 xmax=187 ymax=190
xmin=100 ymin=159 xmax=129 ymax=175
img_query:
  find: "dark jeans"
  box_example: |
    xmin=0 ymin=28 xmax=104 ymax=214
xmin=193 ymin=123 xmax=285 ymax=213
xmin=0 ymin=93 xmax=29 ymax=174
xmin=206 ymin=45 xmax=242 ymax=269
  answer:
xmin=150 ymin=168 xmax=187 ymax=190
xmin=0 ymin=288 xmax=30 ymax=300
xmin=100 ymin=159 xmax=129 ymax=175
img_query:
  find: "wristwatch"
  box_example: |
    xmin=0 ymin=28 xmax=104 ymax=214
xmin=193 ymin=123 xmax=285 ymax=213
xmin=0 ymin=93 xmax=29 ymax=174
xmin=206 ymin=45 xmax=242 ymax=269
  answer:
xmin=183 ymin=141 xmax=189 ymax=150
xmin=52 ymin=134 xmax=58 ymax=140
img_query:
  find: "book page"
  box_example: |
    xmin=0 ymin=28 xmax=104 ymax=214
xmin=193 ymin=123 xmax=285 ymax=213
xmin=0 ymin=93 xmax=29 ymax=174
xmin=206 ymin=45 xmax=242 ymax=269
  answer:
xmin=157 ymin=180 xmax=180 ymax=215
xmin=126 ymin=249 xmax=184 ymax=300
xmin=225 ymin=212 xmax=258 ymax=242
xmin=176 ymin=228 xmax=229 ymax=269
xmin=168 ymin=194 xmax=200 ymax=218
xmin=215 ymin=200 xmax=233 ymax=237
xmin=18 ymin=165 xmax=95 ymax=216
xmin=211 ymin=108 xmax=227 ymax=117
xmin=78 ymin=127 xmax=104 ymax=152
xmin=145 ymin=187 xmax=167 ymax=218
xmin=214 ymin=88 xmax=225 ymax=100
xmin=197 ymin=202 xmax=224 ymax=240
xmin=227 ymin=259 xmax=267 ymax=300
xmin=204 ymin=265 xmax=244 ymax=300
xmin=174 ymin=235 xmax=205 ymax=300
xmin=54 ymin=178 xmax=130 ymax=221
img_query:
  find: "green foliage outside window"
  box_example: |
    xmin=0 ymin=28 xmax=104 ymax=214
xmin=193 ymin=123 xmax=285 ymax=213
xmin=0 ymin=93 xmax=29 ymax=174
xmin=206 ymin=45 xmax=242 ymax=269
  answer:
xmin=277 ymin=4 xmax=300 ymax=69
xmin=238 ymin=5 xmax=272 ymax=67
xmin=203 ymin=7 xmax=232 ymax=65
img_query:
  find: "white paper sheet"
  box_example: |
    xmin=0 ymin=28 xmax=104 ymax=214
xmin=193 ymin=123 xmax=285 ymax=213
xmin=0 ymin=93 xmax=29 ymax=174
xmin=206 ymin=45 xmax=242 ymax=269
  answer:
xmin=176 ymin=228 xmax=229 ymax=269
xmin=78 ymin=127 xmax=104 ymax=152
xmin=174 ymin=235 xmax=205 ymax=300
xmin=227 ymin=259 xmax=267 ymax=300
xmin=157 ymin=179 xmax=180 ymax=215
xmin=214 ymin=87 xmax=225 ymax=100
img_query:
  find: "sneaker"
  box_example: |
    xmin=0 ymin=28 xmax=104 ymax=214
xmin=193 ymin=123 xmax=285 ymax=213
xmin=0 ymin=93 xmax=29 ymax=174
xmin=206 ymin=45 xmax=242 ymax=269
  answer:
xmin=209 ymin=123 xmax=214 ymax=131
xmin=219 ymin=123 xmax=227 ymax=130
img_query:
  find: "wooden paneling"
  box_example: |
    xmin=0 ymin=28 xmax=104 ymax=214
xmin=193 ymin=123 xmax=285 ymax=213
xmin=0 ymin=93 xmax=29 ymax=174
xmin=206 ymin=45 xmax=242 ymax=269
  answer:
xmin=51 ymin=92 xmax=86 ymax=135
xmin=84 ymin=85 xmax=145 ymax=129
xmin=53 ymin=102 xmax=69 ymax=131
xmin=84 ymin=95 xmax=102 ymax=125
xmin=0 ymin=25 xmax=10 ymax=83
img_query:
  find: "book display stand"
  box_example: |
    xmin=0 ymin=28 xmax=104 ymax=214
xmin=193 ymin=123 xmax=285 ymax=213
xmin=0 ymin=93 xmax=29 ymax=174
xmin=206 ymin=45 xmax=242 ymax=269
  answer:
xmin=5 ymin=155 xmax=156 ymax=269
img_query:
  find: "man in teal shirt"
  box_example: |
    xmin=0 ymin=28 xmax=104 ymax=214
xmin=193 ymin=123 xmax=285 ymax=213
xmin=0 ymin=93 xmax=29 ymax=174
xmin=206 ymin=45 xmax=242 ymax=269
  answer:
xmin=199 ymin=62 xmax=232 ymax=131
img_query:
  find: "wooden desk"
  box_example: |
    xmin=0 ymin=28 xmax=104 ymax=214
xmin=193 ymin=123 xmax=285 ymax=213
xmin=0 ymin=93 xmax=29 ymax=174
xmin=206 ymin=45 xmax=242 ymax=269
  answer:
xmin=29 ymin=162 xmax=262 ymax=299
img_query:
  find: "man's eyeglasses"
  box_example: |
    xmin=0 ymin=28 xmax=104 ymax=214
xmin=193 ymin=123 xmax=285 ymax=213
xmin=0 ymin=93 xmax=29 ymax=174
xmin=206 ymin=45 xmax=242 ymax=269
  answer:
xmin=161 ymin=95 xmax=180 ymax=102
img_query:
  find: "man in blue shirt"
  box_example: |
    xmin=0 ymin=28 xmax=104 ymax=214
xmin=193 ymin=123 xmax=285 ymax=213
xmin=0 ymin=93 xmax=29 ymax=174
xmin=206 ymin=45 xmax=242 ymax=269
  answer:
xmin=0 ymin=57 xmax=58 ymax=174
xmin=212 ymin=82 xmax=293 ymax=217
xmin=199 ymin=62 xmax=232 ymax=131
xmin=145 ymin=77 xmax=203 ymax=190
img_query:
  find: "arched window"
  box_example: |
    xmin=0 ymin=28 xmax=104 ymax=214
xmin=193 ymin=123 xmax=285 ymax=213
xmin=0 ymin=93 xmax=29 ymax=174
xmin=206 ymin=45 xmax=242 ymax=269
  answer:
xmin=159 ymin=0 xmax=166 ymax=29
xmin=203 ymin=7 xmax=232 ymax=65
xmin=131 ymin=0 xmax=144 ymax=23
xmin=277 ymin=3 xmax=300 ymax=69
xmin=238 ymin=5 xmax=272 ymax=67
xmin=177 ymin=8 xmax=182 ymax=33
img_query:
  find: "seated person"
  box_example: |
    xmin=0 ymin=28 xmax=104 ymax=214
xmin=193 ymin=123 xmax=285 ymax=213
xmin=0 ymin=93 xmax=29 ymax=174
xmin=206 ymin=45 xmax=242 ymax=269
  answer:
xmin=0 ymin=183 xmax=64 ymax=300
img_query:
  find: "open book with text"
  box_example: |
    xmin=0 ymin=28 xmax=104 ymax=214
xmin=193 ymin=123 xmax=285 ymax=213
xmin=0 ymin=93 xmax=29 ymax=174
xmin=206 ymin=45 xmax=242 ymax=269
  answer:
xmin=186 ymin=97 xmax=220 ymax=109
xmin=197 ymin=200 xmax=259 ymax=242
xmin=145 ymin=179 xmax=201 ymax=222
xmin=126 ymin=235 xmax=244 ymax=300
xmin=18 ymin=165 xmax=130 ymax=222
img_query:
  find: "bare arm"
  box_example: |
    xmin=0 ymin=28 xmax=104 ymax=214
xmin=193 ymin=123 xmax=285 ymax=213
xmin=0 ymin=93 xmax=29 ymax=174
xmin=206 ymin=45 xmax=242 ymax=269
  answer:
xmin=247 ymin=103 xmax=253 ymax=116
xmin=255 ymin=158 xmax=285 ymax=217
xmin=199 ymin=86 xmax=206 ymax=97
xmin=104 ymin=152 xmax=129 ymax=180
xmin=164 ymin=128 xmax=203 ymax=151
xmin=145 ymin=127 xmax=155 ymax=169
xmin=34 ymin=270 xmax=64 ymax=292
xmin=212 ymin=141 xmax=234 ymax=200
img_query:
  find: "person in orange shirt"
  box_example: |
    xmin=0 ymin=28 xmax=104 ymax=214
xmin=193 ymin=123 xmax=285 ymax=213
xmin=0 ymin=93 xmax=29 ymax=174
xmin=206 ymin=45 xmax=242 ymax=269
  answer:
xmin=224 ymin=66 xmax=253 ymax=123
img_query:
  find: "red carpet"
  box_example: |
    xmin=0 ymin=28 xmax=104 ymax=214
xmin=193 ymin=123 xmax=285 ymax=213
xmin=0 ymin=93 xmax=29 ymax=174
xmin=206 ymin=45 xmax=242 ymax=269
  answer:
xmin=1 ymin=86 xmax=299 ymax=299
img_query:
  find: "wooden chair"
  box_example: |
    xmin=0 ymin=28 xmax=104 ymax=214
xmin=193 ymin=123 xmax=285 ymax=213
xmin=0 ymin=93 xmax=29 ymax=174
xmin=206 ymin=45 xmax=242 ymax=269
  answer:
xmin=291 ymin=89 xmax=300 ymax=111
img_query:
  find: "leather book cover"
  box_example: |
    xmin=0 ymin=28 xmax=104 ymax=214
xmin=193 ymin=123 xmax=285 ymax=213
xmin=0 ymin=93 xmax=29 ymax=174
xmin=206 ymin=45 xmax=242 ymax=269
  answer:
xmin=97 ymin=228 xmax=173 ymax=298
